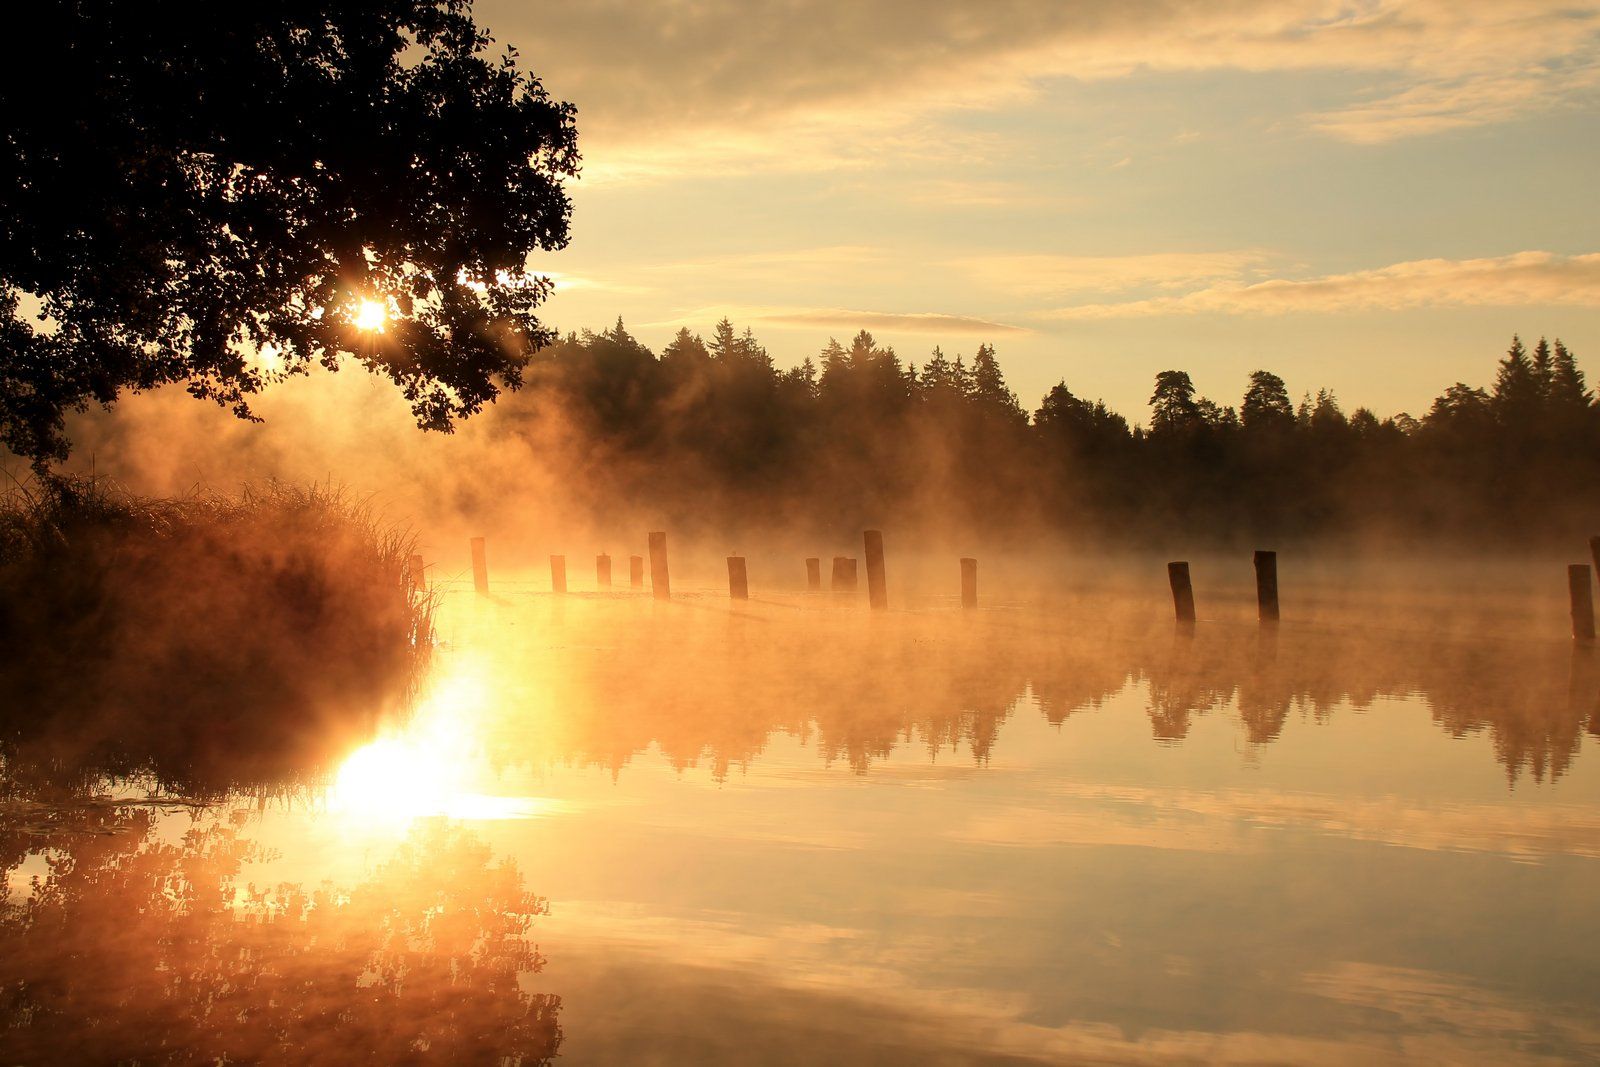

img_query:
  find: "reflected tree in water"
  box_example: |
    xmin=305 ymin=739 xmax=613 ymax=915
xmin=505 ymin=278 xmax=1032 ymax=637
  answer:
xmin=0 ymin=812 xmax=560 ymax=1064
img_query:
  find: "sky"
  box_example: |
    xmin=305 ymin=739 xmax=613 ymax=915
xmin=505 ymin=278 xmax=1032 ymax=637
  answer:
xmin=477 ymin=0 xmax=1600 ymax=423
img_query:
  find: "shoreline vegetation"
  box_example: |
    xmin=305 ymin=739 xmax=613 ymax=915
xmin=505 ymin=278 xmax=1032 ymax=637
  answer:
xmin=0 ymin=477 xmax=433 ymax=798
xmin=478 ymin=322 xmax=1599 ymax=547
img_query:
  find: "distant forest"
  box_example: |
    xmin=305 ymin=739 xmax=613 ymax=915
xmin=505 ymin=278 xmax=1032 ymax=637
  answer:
xmin=494 ymin=319 xmax=1597 ymax=547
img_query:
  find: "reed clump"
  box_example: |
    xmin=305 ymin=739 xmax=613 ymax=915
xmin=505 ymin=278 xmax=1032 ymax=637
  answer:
xmin=0 ymin=476 xmax=433 ymax=794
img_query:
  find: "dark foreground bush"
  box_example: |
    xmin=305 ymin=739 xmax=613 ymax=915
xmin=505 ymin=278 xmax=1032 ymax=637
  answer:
xmin=0 ymin=477 xmax=432 ymax=795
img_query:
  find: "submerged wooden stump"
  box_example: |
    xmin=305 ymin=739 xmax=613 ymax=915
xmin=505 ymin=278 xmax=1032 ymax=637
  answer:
xmin=550 ymin=554 xmax=567 ymax=594
xmin=597 ymin=553 xmax=612 ymax=590
xmin=960 ymin=557 xmax=977 ymax=609
xmin=864 ymin=530 xmax=887 ymax=610
xmin=1168 ymin=561 xmax=1195 ymax=625
xmin=830 ymin=556 xmax=858 ymax=592
xmin=727 ymin=556 xmax=748 ymax=600
xmin=470 ymin=537 xmax=488 ymax=595
xmin=1254 ymin=550 xmax=1279 ymax=624
xmin=649 ymin=532 xmax=670 ymax=601
xmin=630 ymin=555 xmax=644 ymax=590
xmin=806 ymin=557 xmax=822 ymax=591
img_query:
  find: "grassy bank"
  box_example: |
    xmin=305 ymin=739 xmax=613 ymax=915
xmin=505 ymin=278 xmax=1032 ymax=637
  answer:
xmin=0 ymin=477 xmax=432 ymax=795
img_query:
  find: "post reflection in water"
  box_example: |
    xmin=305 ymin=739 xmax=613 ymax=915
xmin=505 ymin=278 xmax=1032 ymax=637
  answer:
xmin=4 ymin=587 xmax=1600 ymax=1063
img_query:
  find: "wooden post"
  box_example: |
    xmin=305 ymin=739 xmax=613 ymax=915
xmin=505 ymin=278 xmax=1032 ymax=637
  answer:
xmin=630 ymin=555 xmax=644 ymax=590
xmin=960 ymin=558 xmax=977 ymax=609
xmin=1590 ymin=535 xmax=1600 ymax=576
xmin=1570 ymin=564 xmax=1595 ymax=642
xmin=470 ymin=537 xmax=488 ymax=594
xmin=550 ymin=554 xmax=567 ymax=594
xmin=805 ymin=557 xmax=822 ymax=591
xmin=1168 ymin=561 xmax=1195 ymax=625
xmin=727 ymin=556 xmax=748 ymax=600
xmin=1254 ymin=550 xmax=1279 ymax=623
xmin=831 ymin=557 xmax=858 ymax=592
xmin=408 ymin=553 xmax=426 ymax=589
xmin=648 ymin=531 xmax=670 ymax=600
xmin=597 ymin=554 xmax=612 ymax=590
xmin=864 ymin=530 xmax=887 ymax=610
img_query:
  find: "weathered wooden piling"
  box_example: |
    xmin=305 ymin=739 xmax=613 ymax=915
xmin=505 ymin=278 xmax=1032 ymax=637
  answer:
xmin=648 ymin=531 xmax=670 ymax=600
xmin=1168 ymin=561 xmax=1195 ymax=625
xmin=1254 ymin=550 xmax=1279 ymax=623
xmin=728 ymin=556 xmax=748 ymax=600
xmin=470 ymin=537 xmax=488 ymax=594
xmin=830 ymin=556 xmax=858 ymax=592
xmin=408 ymin=553 xmax=426 ymax=589
xmin=550 ymin=554 xmax=567 ymax=594
xmin=960 ymin=557 xmax=978 ymax=609
xmin=630 ymin=555 xmax=644 ymax=590
xmin=597 ymin=554 xmax=612 ymax=590
xmin=806 ymin=557 xmax=822 ymax=591
xmin=1570 ymin=564 xmax=1595 ymax=642
xmin=864 ymin=530 xmax=887 ymax=610
xmin=1590 ymin=535 xmax=1600 ymax=576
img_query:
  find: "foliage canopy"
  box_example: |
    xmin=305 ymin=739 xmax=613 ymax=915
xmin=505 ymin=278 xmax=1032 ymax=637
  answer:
xmin=0 ymin=0 xmax=579 ymax=464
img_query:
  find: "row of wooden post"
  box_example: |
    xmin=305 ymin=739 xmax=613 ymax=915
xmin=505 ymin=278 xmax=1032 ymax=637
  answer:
xmin=446 ymin=530 xmax=904 ymax=608
xmin=1166 ymin=551 xmax=1280 ymax=627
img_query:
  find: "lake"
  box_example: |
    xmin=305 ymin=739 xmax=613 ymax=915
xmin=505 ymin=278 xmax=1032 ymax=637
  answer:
xmin=5 ymin=577 xmax=1599 ymax=1064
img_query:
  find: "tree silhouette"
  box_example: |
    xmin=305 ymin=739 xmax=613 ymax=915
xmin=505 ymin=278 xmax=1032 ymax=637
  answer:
xmin=1149 ymin=371 xmax=1202 ymax=435
xmin=1 ymin=0 xmax=579 ymax=465
xmin=452 ymin=322 xmax=1596 ymax=545
xmin=1241 ymin=371 xmax=1295 ymax=433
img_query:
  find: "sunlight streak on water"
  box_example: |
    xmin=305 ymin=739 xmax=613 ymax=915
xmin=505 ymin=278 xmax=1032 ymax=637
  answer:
xmin=329 ymin=658 xmax=558 ymax=824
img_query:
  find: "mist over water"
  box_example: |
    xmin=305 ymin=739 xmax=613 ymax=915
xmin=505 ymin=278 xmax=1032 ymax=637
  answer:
xmin=7 ymin=552 xmax=1600 ymax=1063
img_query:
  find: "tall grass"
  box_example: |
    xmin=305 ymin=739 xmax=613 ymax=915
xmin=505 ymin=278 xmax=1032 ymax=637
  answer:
xmin=0 ymin=476 xmax=434 ymax=797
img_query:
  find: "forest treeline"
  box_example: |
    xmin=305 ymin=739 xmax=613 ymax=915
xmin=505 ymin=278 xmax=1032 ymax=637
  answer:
xmin=495 ymin=319 xmax=1598 ymax=547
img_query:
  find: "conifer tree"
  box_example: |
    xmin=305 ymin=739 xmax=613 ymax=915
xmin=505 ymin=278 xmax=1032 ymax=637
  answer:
xmin=1241 ymin=370 xmax=1294 ymax=431
xmin=1491 ymin=335 xmax=1541 ymax=426
xmin=1549 ymin=340 xmax=1591 ymax=411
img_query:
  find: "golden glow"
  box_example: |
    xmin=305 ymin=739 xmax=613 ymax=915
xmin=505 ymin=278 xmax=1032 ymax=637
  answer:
xmin=329 ymin=662 xmax=555 ymax=825
xmin=353 ymin=298 xmax=387 ymax=332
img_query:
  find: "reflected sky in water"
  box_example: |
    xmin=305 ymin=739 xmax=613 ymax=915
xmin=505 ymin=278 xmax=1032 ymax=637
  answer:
xmin=6 ymin=585 xmax=1600 ymax=1064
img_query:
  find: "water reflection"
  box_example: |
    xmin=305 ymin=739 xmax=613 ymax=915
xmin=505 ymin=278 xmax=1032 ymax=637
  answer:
xmin=5 ymin=591 xmax=1600 ymax=1064
xmin=0 ymin=808 xmax=561 ymax=1064
xmin=448 ymin=595 xmax=1600 ymax=785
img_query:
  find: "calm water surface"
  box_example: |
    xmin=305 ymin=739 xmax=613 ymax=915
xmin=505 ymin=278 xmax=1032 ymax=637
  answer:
xmin=5 ymin=583 xmax=1600 ymax=1064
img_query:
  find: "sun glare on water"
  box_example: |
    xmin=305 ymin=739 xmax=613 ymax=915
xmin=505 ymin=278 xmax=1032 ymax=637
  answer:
xmin=329 ymin=663 xmax=554 ymax=825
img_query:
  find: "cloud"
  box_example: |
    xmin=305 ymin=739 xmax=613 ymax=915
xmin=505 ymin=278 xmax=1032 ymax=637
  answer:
xmin=1037 ymin=251 xmax=1600 ymax=319
xmin=479 ymin=0 xmax=1600 ymax=176
xmin=643 ymin=305 xmax=1028 ymax=336
xmin=961 ymin=251 xmax=1272 ymax=299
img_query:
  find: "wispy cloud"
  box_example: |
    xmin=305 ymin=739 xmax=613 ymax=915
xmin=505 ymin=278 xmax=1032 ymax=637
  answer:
xmin=961 ymin=251 xmax=1273 ymax=299
xmin=483 ymin=0 xmax=1600 ymax=178
xmin=1037 ymin=251 xmax=1600 ymax=319
xmin=644 ymin=305 xmax=1029 ymax=336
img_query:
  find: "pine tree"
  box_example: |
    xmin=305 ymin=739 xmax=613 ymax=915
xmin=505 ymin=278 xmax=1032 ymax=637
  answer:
xmin=1491 ymin=334 xmax=1541 ymax=427
xmin=661 ymin=327 xmax=709 ymax=365
xmin=1549 ymin=339 xmax=1591 ymax=412
xmin=969 ymin=343 xmax=1025 ymax=422
xmin=1240 ymin=370 xmax=1294 ymax=431
xmin=1531 ymin=337 xmax=1555 ymax=401
xmin=921 ymin=346 xmax=960 ymax=394
xmin=1149 ymin=371 xmax=1201 ymax=434
xmin=709 ymin=318 xmax=738 ymax=361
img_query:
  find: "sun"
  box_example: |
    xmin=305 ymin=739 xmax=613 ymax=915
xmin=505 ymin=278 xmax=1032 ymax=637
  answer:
xmin=354 ymin=298 xmax=387 ymax=332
